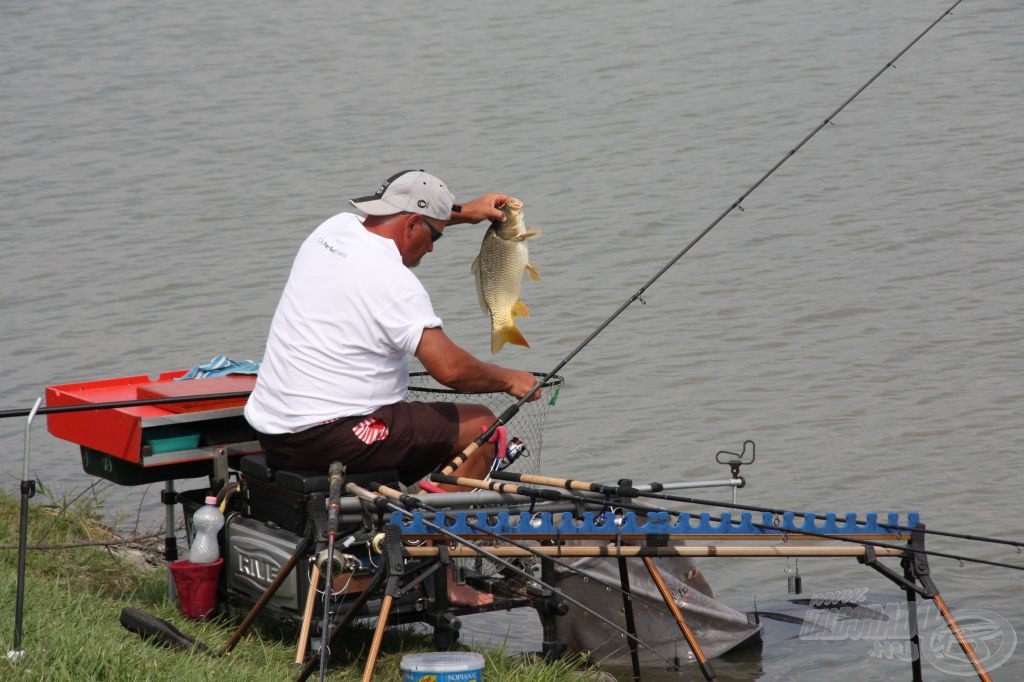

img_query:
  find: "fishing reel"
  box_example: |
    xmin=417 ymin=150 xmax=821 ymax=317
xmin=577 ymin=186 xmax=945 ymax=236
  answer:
xmin=314 ymin=543 xmax=359 ymax=576
xmin=492 ymin=437 xmax=530 ymax=472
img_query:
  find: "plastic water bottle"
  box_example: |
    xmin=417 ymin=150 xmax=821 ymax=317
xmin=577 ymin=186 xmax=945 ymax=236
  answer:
xmin=188 ymin=496 xmax=224 ymax=564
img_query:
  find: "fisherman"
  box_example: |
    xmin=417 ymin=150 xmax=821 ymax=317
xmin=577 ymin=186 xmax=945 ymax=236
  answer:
xmin=244 ymin=170 xmax=539 ymax=486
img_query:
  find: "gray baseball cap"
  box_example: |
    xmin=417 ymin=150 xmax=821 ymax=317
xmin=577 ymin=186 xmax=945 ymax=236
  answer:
xmin=349 ymin=169 xmax=456 ymax=221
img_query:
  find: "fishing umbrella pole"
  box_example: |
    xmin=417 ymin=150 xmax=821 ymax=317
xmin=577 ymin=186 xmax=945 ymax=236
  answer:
xmin=436 ymin=0 xmax=965 ymax=478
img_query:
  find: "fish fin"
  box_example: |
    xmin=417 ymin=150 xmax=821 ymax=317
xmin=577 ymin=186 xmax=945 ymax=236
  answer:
xmin=525 ymin=262 xmax=541 ymax=282
xmin=472 ymin=261 xmax=489 ymax=315
xmin=512 ymin=300 xmax=530 ymax=318
xmin=491 ymin=322 xmax=530 ymax=354
xmin=514 ymin=228 xmax=542 ymax=242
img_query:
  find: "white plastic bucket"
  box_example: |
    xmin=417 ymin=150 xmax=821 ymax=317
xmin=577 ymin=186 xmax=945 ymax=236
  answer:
xmin=400 ymin=651 xmax=485 ymax=682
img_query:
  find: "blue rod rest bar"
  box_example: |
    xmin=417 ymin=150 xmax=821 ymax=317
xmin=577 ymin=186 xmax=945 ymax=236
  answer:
xmin=390 ymin=510 xmax=921 ymax=537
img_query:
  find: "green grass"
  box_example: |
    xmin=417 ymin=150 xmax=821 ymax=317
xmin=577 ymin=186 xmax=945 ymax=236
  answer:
xmin=0 ymin=488 xmax=598 ymax=681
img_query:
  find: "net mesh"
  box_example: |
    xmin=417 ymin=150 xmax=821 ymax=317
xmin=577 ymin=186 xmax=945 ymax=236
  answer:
xmin=404 ymin=371 xmax=564 ymax=475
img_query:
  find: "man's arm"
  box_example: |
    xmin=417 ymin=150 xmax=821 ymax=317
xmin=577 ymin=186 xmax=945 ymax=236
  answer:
xmin=415 ymin=327 xmax=539 ymax=400
xmin=446 ymin=193 xmax=508 ymax=225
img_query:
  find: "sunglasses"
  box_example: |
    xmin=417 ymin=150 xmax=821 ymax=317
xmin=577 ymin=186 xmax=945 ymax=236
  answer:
xmin=420 ymin=217 xmax=444 ymax=242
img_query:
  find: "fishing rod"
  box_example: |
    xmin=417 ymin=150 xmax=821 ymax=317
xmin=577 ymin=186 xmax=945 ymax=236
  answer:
xmin=345 ymin=482 xmax=706 ymax=678
xmin=431 ymin=472 xmax=670 ymax=515
xmin=490 ymin=471 xmax=1024 ymax=573
xmin=472 ymin=471 xmax=1024 ymax=550
xmin=437 ymin=0 xmax=965 ymax=477
xmin=318 ymin=462 xmax=345 ymax=682
xmin=371 ymin=481 xmax=718 ymax=681
xmin=0 ymin=391 xmax=252 ymax=420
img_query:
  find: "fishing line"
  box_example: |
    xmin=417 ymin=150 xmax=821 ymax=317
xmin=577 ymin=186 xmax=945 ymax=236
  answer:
xmin=491 ymin=471 xmax=1024 ymax=573
xmin=445 ymin=0 xmax=966 ymax=456
xmin=637 ymin=490 xmax=1024 ymax=572
xmin=495 ymin=475 xmax=1024 ymax=551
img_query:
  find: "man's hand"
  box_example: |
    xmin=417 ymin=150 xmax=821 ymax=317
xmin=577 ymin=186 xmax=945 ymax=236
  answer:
xmin=506 ymin=369 xmax=541 ymax=402
xmin=449 ymin=193 xmax=509 ymax=224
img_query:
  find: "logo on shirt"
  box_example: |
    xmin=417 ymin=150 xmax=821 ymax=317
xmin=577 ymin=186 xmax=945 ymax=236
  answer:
xmin=316 ymin=236 xmax=347 ymax=257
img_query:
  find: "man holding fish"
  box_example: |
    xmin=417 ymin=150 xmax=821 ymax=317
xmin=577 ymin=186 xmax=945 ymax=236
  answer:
xmin=245 ymin=170 xmax=540 ymax=488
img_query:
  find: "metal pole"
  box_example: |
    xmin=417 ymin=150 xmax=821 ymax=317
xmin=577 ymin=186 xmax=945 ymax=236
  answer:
xmin=617 ymin=557 xmax=643 ymax=681
xmin=164 ymin=480 xmax=178 ymax=600
xmin=9 ymin=397 xmax=42 ymax=663
xmin=902 ymin=560 xmax=924 ymax=682
xmin=642 ymin=557 xmax=716 ymax=681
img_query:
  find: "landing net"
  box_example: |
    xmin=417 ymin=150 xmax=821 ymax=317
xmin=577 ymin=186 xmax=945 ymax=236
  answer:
xmin=405 ymin=371 xmax=564 ymax=475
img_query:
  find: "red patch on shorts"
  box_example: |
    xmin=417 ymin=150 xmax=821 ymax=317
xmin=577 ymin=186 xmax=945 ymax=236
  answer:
xmin=353 ymin=417 xmax=389 ymax=445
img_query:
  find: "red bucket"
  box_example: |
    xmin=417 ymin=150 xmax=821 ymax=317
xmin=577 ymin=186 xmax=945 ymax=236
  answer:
xmin=169 ymin=558 xmax=223 ymax=620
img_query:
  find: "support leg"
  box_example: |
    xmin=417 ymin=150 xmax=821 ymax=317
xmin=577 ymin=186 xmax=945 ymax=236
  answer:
xmin=295 ymin=562 xmax=321 ymax=665
xmin=932 ymin=595 xmax=993 ymax=682
xmin=902 ymin=558 xmax=923 ymax=682
xmin=903 ymin=524 xmax=993 ymax=682
xmin=617 ymin=556 xmax=643 ymax=682
xmin=361 ymin=594 xmax=394 ymax=682
xmin=294 ymin=568 xmax=386 ymax=682
xmin=537 ymin=556 xmax=568 ymax=662
xmin=641 ymin=557 xmax=716 ymax=681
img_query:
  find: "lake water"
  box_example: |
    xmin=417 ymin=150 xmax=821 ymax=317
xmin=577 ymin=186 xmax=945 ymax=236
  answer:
xmin=3 ymin=1 xmax=1022 ymax=679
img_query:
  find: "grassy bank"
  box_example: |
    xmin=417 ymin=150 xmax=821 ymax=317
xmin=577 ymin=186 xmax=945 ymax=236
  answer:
xmin=0 ymin=488 xmax=595 ymax=681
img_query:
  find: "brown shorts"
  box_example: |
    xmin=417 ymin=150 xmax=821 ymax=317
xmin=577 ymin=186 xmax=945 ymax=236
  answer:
xmin=256 ymin=401 xmax=459 ymax=485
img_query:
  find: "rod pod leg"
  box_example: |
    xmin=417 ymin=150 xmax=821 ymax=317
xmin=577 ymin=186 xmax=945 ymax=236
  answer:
xmin=642 ymin=557 xmax=716 ymax=681
xmin=901 ymin=558 xmax=923 ymax=682
xmin=933 ymin=595 xmax=993 ymax=682
xmin=294 ymin=568 xmax=386 ymax=682
xmin=617 ymin=557 xmax=643 ymax=682
xmin=903 ymin=525 xmax=993 ymax=682
xmin=361 ymin=594 xmax=394 ymax=682
xmin=537 ymin=555 xmax=568 ymax=662
xmin=295 ymin=562 xmax=321 ymax=665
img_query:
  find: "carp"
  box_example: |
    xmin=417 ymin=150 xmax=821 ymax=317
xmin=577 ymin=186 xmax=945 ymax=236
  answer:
xmin=471 ymin=197 xmax=541 ymax=354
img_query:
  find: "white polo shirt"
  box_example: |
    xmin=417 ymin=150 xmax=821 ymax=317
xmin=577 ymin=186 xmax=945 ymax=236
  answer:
xmin=244 ymin=212 xmax=442 ymax=434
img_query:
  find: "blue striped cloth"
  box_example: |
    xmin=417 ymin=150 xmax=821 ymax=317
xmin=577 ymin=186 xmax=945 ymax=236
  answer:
xmin=176 ymin=355 xmax=260 ymax=380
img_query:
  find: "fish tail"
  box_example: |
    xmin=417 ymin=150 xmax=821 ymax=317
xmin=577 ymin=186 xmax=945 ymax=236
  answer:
xmin=491 ymin=322 xmax=530 ymax=354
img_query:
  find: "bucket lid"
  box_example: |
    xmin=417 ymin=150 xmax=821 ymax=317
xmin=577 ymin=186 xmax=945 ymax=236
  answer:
xmin=400 ymin=652 xmax=485 ymax=672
